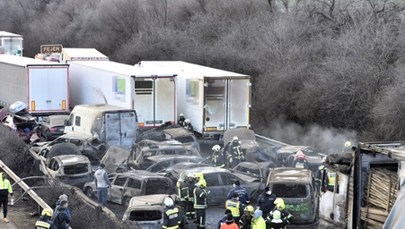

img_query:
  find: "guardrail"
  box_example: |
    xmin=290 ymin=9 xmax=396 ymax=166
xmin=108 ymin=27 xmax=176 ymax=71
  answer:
xmin=255 ymin=134 xmax=290 ymax=148
xmin=0 ymin=160 xmax=52 ymax=211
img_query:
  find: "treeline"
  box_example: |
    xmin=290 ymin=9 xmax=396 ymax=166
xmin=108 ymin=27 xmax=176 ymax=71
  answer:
xmin=1 ymin=0 xmax=405 ymax=141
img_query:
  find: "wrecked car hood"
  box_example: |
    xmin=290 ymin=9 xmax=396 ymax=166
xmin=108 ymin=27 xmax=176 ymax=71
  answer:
xmin=100 ymin=146 xmax=130 ymax=174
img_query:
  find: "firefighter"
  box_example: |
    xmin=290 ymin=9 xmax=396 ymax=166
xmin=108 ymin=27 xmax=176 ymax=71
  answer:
xmin=292 ymin=151 xmax=309 ymax=169
xmin=184 ymin=119 xmax=194 ymax=132
xmin=226 ymin=136 xmax=244 ymax=168
xmin=163 ymin=197 xmax=181 ymax=229
xmin=225 ymin=192 xmax=244 ymax=223
xmin=193 ymin=177 xmax=208 ymax=229
xmin=257 ymin=186 xmax=277 ymax=219
xmin=35 ymin=209 xmax=55 ymax=229
xmin=178 ymin=113 xmax=186 ymax=127
xmin=326 ymin=170 xmax=337 ymax=192
xmin=185 ymin=174 xmax=196 ymax=219
xmin=211 ymin=145 xmax=225 ymax=168
xmin=343 ymin=140 xmax=352 ymax=153
xmin=176 ymin=172 xmax=189 ymax=217
xmin=267 ymin=198 xmax=292 ymax=229
xmin=239 ymin=205 xmax=254 ymax=229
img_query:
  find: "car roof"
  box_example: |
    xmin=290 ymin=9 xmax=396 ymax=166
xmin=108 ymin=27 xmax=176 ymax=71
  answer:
xmin=268 ymin=168 xmax=312 ymax=183
xmin=162 ymin=127 xmax=193 ymax=138
xmin=277 ymin=145 xmax=312 ymax=153
xmin=147 ymin=155 xmax=202 ymax=162
xmin=53 ymin=155 xmax=90 ymax=164
xmin=113 ymin=170 xmax=169 ymax=179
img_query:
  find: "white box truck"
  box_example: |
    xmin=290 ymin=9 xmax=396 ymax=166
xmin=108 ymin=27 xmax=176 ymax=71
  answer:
xmin=137 ymin=61 xmax=252 ymax=138
xmin=0 ymin=55 xmax=69 ymax=115
xmin=68 ymin=60 xmax=177 ymax=128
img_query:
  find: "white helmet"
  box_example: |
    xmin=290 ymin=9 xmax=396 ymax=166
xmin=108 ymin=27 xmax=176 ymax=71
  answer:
xmin=212 ymin=145 xmax=221 ymax=151
xmin=233 ymin=136 xmax=239 ymax=141
xmin=164 ymin=197 xmax=174 ymax=207
xmin=179 ymin=113 xmax=184 ymax=117
xmin=185 ymin=119 xmax=190 ymax=124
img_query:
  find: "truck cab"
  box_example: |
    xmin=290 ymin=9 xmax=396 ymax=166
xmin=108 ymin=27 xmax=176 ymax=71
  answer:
xmin=64 ymin=104 xmax=138 ymax=149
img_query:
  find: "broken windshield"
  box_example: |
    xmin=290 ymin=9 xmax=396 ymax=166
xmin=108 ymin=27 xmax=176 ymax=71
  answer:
xmin=272 ymin=183 xmax=308 ymax=198
xmin=129 ymin=210 xmax=162 ymax=221
xmin=63 ymin=163 xmax=89 ymax=175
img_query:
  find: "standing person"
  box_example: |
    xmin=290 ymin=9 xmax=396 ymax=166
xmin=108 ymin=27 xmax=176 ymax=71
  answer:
xmin=239 ymin=205 xmax=254 ymax=229
xmin=162 ymin=197 xmax=180 ymax=229
xmin=35 ymin=209 xmax=55 ymax=229
xmin=185 ymin=174 xmax=196 ymax=219
xmin=193 ymin=177 xmax=208 ymax=229
xmin=52 ymin=200 xmax=71 ymax=229
xmin=291 ymin=151 xmax=309 ymax=169
xmin=176 ymin=172 xmax=190 ymax=218
xmin=267 ymin=198 xmax=292 ymax=229
xmin=54 ymin=194 xmax=71 ymax=224
xmin=184 ymin=119 xmax=194 ymax=132
xmin=211 ymin=145 xmax=225 ymax=168
xmin=178 ymin=113 xmax=186 ymax=127
xmin=251 ymin=209 xmax=266 ymax=229
xmin=227 ymin=180 xmax=250 ymax=205
xmin=217 ymin=209 xmax=232 ymax=229
xmin=220 ymin=213 xmax=239 ymax=229
xmin=226 ymin=136 xmax=244 ymax=168
xmin=94 ymin=163 xmax=111 ymax=206
xmin=225 ymin=192 xmax=244 ymax=223
xmin=0 ymin=170 xmax=13 ymax=223
xmin=257 ymin=186 xmax=277 ymax=219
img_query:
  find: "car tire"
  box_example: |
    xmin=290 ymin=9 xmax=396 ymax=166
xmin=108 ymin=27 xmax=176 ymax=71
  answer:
xmin=84 ymin=187 xmax=94 ymax=198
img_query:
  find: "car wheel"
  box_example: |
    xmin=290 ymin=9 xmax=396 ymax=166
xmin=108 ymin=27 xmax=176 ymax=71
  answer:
xmin=123 ymin=197 xmax=131 ymax=206
xmin=85 ymin=187 xmax=94 ymax=198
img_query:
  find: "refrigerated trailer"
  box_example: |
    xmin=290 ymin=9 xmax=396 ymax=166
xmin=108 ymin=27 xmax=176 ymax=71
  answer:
xmin=137 ymin=61 xmax=251 ymax=138
xmin=0 ymin=55 xmax=69 ymax=115
xmin=68 ymin=61 xmax=177 ymax=128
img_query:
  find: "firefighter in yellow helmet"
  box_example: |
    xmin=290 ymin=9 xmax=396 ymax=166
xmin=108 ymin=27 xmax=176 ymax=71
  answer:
xmin=35 ymin=209 xmax=54 ymax=229
xmin=267 ymin=198 xmax=292 ymax=229
xmin=239 ymin=205 xmax=254 ymax=229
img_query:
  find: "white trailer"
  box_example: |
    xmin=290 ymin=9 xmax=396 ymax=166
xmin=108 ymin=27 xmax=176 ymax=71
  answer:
xmin=0 ymin=31 xmax=23 ymax=56
xmin=137 ymin=61 xmax=251 ymax=138
xmin=68 ymin=61 xmax=177 ymax=128
xmin=60 ymin=48 xmax=109 ymax=62
xmin=0 ymin=55 xmax=69 ymax=115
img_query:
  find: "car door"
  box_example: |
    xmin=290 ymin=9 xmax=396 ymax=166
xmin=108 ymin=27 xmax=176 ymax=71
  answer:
xmin=204 ymin=173 xmax=222 ymax=205
xmin=109 ymin=175 xmax=128 ymax=204
xmin=219 ymin=173 xmax=240 ymax=199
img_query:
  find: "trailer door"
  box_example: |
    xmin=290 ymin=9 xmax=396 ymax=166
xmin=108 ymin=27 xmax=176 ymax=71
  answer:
xmin=104 ymin=111 xmax=137 ymax=149
xmin=134 ymin=77 xmax=175 ymax=128
xmin=28 ymin=66 xmax=69 ymax=113
xmin=227 ymin=78 xmax=250 ymax=129
xmin=203 ymin=79 xmax=227 ymax=132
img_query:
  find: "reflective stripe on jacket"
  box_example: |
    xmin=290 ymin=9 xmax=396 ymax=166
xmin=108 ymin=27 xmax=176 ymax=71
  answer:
xmin=35 ymin=219 xmax=51 ymax=229
xmin=193 ymin=186 xmax=207 ymax=209
xmin=225 ymin=199 xmax=241 ymax=217
xmin=163 ymin=207 xmax=180 ymax=229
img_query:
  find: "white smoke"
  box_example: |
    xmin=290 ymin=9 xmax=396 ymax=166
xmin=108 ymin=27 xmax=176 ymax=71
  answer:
xmin=261 ymin=117 xmax=357 ymax=154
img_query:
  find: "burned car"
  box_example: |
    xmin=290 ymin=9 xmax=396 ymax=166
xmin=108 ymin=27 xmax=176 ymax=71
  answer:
xmin=0 ymin=102 xmax=39 ymax=143
xmin=136 ymin=126 xmax=200 ymax=153
xmin=37 ymin=114 xmax=69 ymax=140
xmin=122 ymin=194 xmax=187 ymax=228
xmin=266 ymin=167 xmax=319 ymax=225
xmin=31 ymin=133 xmax=106 ymax=162
xmin=44 ymin=154 xmax=92 ymax=188
xmin=232 ymin=161 xmax=276 ymax=182
xmin=166 ymin=166 xmax=262 ymax=206
xmin=83 ymin=170 xmax=174 ymax=206
xmin=128 ymin=140 xmax=202 ymax=170
xmin=276 ymin=145 xmax=323 ymax=172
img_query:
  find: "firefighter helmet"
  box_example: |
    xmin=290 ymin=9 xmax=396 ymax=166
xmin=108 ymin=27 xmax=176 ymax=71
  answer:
xmin=233 ymin=136 xmax=239 ymax=141
xmin=274 ymin=198 xmax=285 ymax=210
xmin=212 ymin=145 xmax=221 ymax=151
xmin=41 ymin=209 xmax=53 ymax=217
xmin=164 ymin=197 xmax=174 ymax=207
xmin=244 ymin=205 xmax=254 ymax=213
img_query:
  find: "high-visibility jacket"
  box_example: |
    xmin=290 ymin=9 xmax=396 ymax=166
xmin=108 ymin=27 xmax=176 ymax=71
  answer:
xmin=35 ymin=218 xmax=52 ymax=229
xmin=0 ymin=172 xmax=12 ymax=194
xmin=193 ymin=186 xmax=208 ymax=209
xmin=225 ymin=199 xmax=241 ymax=218
xmin=328 ymin=172 xmax=336 ymax=187
xmin=162 ymin=207 xmax=180 ymax=229
xmin=251 ymin=216 xmax=266 ymax=229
